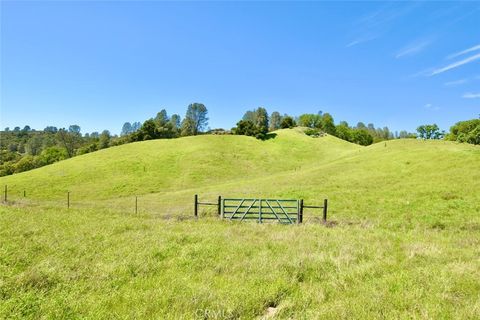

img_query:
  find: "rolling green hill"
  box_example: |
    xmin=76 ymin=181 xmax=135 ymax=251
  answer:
xmin=1 ymin=128 xmax=478 ymax=226
xmin=0 ymin=129 xmax=361 ymax=200
xmin=1 ymin=128 xmax=480 ymax=319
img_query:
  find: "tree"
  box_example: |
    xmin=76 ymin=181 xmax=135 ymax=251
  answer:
xmin=356 ymin=122 xmax=366 ymax=129
xmin=253 ymin=107 xmax=269 ymax=138
xmin=121 ymin=122 xmax=132 ymax=136
xmin=134 ymin=119 xmax=158 ymax=141
xmin=56 ymin=128 xmax=81 ymax=157
xmin=14 ymin=156 xmax=37 ymax=173
xmin=351 ymin=129 xmax=373 ymax=146
xmin=131 ymin=122 xmax=141 ymax=132
xmin=4 ymin=127 xmax=9 ymax=132
xmin=22 ymin=125 xmax=31 ymax=132
xmin=236 ymin=108 xmax=270 ymax=139
xmin=335 ymin=123 xmax=352 ymax=142
xmin=446 ymin=119 xmax=480 ymax=145
xmin=269 ymin=112 xmax=282 ymax=131
xmin=381 ymin=126 xmax=393 ymax=140
xmin=26 ymin=134 xmax=43 ymax=156
xmin=322 ymin=113 xmax=336 ymax=135
xmin=242 ymin=111 xmax=255 ymax=122
xmin=169 ymin=114 xmax=181 ymax=135
xmin=399 ymin=130 xmax=417 ymax=139
xmin=417 ymin=124 xmax=443 ymax=139
xmin=234 ymin=120 xmax=256 ymax=136
xmin=99 ymin=130 xmax=111 ymax=149
xmin=69 ymin=125 xmax=81 ymax=134
xmin=298 ymin=114 xmax=322 ymax=128
xmin=154 ymin=109 xmax=169 ymax=127
xmin=280 ymin=116 xmax=296 ymax=129
xmin=38 ymin=146 xmax=68 ymax=165
xmin=44 ymin=126 xmax=58 ymax=133
xmin=181 ymin=103 xmax=208 ymax=136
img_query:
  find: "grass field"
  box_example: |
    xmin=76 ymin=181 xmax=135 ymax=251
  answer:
xmin=1 ymin=129 xmax=480 ymax=319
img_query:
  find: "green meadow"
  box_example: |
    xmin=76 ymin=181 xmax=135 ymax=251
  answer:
xmin=1 ymin=129 xmax=480 ymax=319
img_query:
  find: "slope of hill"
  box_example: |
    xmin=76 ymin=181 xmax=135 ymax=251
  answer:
xmin=1 ymin=129 xmax=479 ymax=226
xmin=1 ymin=129 xmax=480 ymax=319
xmin=0 ymin=129 xmax=361 ymax=200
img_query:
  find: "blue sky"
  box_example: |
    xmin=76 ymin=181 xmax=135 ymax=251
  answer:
xmin=1 ymin=1 xmax=479 ymax=135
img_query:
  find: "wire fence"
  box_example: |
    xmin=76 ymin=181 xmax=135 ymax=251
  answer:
xmin=1 ymin=185 xmax=329 ymax=223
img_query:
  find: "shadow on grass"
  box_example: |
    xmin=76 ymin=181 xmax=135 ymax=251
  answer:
xmin=260 ymin=133 xmax=277 ymax=141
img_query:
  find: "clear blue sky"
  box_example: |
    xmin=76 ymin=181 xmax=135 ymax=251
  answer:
xmin=1 ymin=1 xmax=479 ymax=135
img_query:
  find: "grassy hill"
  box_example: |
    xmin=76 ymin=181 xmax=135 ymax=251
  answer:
xmin=0 ymin=129 xmax=360 ymax=200
xmin=1 ymin=129 xmax=480 ymax=319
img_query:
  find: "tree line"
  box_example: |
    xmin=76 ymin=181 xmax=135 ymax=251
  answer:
xmin=231 ymin=109 xmax=417 ymax=146
xmin=1 ymin=103 xmax=478 ymax=177
xmin=0 ymin=103 xmax=208 ymax=176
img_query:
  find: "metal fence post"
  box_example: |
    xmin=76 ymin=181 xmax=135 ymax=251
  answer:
xmin=3 ymin=185 xmax=7 ymax=203
xmin=135 ymin=196 xmax=138 ymax=214
xmin=194 ymin=194 xmax=198 ymax=219
xmin=259 ymin=199 xmax=262 ymax=223
xmin=217 ymin=196 xmax=222 ymax=216
xmin=323 ymin=199 xmax=328 ymax=223
xmin=67 ymin=191 xmax=70 ymax=209
xmin=297 ymin=200 xmax=300 ymax=224
xmin=299 ymin=199 xmax=304 ymax=224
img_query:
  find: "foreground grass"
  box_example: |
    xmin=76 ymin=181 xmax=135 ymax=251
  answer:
xmin=1 ymin=206 xmax=479 ymax=319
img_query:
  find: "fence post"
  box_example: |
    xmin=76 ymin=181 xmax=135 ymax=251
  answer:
xmin=194 ymin=194 xmax=198 ymax=219
xmin=323 ymin=199 xmax=328 ymax=223
xmin=217 ymin=196 xmax=222 ymax=216
xmin=221 ymin=198 xmax=225 ymax=219
xmin=3 ymin=185 xmax=6 ymax=203
xmin=67 ymin=191 xmax=70 ymax=209
xmin=24 ymin=190 xmax=26 ymax=197
xmin=135 ymin=196 xmax=138 ymax=214
xmin=296 ymin=200 xmax=300 ymax=224
xmin=258 ymin=199 xmax=262 ymax=223
xmin=299 ymin=199 xmax=304 ymax=224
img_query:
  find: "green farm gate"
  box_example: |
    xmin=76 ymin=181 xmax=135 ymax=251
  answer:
xmin=194 ymin=195 xmax=328 ymax=224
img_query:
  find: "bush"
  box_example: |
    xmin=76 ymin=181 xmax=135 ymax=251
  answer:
xmin=304 ymin=128 xmax=323 ymax=137
xmin=14 ymin=156 xmax=38 ymax=173
xmin=38 ymin=147 xmax=68 ymax=165
xmin=447 ymin=119 xmax=480 ymax=145
xmin=280 ymin=116 xmax=296 ymax=129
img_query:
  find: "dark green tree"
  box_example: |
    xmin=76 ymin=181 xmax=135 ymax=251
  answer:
xmin=322 ymin=113 xmax=336 ymax=135
xmin=280 ymin=116 xmax=296 ymax=128
xmin=446 ymin=119 xmax=480 ymax=145
xmin=351 ymin=129 xmax=373 ymax=146
xmin=298 ymin=114 xmax=322 ymax=128
xmin=234 ymin=120 xmax=256 ymax=136
xmin=335 ymin=123 xmax=352 ymax=142
xmin=99 ymin=130 xmax=111 ymax=149
xmin=154 ymin=109 xmax=169 ymax=127
xmin=417 ymin=124 xmax=443 ymax=139
xmin=181 ymin=103 xmax=208 ymax=136
xmin=253 ymin=107 xmax=269 ymax=138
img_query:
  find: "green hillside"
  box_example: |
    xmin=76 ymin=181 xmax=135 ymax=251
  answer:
xmin=0 ymin=129 xmax=360 ymax=200
xmin=1 ymin=129 xmax=480 ymax=319
xmin=2 ymin=128 xmax=478 ymax=226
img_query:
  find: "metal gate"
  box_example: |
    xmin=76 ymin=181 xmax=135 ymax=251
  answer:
xmin=221 ymin=198 xmax=300 ymax=224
